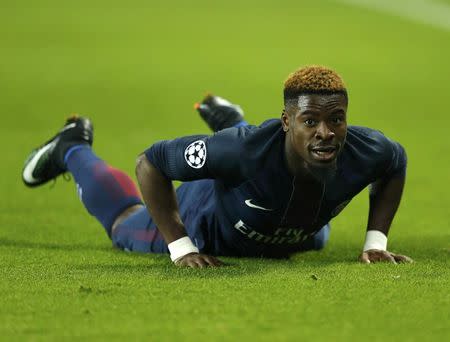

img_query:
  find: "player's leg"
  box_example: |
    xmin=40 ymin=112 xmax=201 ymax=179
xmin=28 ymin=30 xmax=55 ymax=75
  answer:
xmin=312 ymin=224 xmax=330 ymax=250
xmin=22 ymin=116 xmax=143 ymax=238
xmin=300 ymin=224 xmax=331 ymax=251
xmin=111 ymin=179 xmax=214 ymax=254
xmin=195 ymin=94 xmax=248 ymax=132
xmin=110 ymin=206 xmax=168 ymax=253
xmin=64 ymin=145 xmax=143 ymax=237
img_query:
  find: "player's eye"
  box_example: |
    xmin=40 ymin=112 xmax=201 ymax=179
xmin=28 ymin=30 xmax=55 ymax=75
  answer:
xmin=304 ymin=119 xmax=316 ymax=127
xmin=331 ymin=117 xmax=344 ymax=125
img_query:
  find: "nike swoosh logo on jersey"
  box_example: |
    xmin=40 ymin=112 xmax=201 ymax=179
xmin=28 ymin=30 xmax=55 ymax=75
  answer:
xmin=244 ymin=199 xmax=273 ymax=211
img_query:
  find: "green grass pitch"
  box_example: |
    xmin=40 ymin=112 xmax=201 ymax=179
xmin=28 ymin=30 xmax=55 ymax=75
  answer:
xmin=1 ymin=0 xmax=449 ymax=340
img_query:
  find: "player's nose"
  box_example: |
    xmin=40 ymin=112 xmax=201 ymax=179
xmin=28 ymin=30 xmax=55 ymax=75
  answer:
xmin=315 ymin=122 xmax=335 ymax=140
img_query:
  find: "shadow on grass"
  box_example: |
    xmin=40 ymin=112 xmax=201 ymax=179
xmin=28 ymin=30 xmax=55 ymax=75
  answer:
xmin=0 ymin=237 xmax=111 ymax=253
xmin=69 ymin=253 xmax=324 ymax=279
xmin=2 ymin=237 xmax=441 ymax=276
xmin=70 ymin=259 xmax=265 ymax=278
xmin=0 ymin=237 xmax=360 ymax=270
xmin=0 ymin=237 xmax=347 ymax=263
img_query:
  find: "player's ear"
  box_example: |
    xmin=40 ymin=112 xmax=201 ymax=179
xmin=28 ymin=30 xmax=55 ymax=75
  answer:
xmin=281 ymin=109 xmax=290 ymax=132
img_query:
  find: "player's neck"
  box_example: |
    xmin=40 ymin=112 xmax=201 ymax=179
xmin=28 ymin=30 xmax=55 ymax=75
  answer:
xmin=284 ymin=138 xmax=315 ymax=181
xmin=284 ymin=137 xmax=336 ymax=183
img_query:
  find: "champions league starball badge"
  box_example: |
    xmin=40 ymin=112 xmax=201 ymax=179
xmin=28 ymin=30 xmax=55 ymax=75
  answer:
xmin=184 ymin=140 xmax=207 ymax=169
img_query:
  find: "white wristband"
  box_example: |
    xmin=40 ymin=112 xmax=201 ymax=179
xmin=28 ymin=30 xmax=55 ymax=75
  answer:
xmin=168 ymin=236 xmax=199 ymax=262
xmin=363 ymin=230 xmax=388 ymax=252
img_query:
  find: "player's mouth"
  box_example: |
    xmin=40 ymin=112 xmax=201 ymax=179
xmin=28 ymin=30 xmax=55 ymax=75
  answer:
xmin=309 ymin=145 xmax=339 ymax=162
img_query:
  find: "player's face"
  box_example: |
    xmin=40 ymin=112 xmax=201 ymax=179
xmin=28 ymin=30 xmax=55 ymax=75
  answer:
xmin=282 ymin=93 xmax=347 ymax=171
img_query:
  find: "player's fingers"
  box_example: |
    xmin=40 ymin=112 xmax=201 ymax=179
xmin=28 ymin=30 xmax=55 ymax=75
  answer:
xmin=175 ymin=257 xmax=199 ymax=268
xmin=364 ymin=250 xmax=395 ymax=263
xmin=187 ymin=260 xmax=201 ymax=268
xmin=392 ymin=254 xmax=414 ymax=263
xmin=194 ymin=257 xmax=208 ymax=268
xmin=212 ymin=257 xmax=224 ymax=266
xmin=365 ymin=250 xmax=382 ymax=262
xmin=359 ymin=252 xmax=371 ymax=264
xmin=381 ymin=251 xmax=397 ymax=264
xmin=175 ymin=260 xmax=189 ymax=267
xmin=174 ymin=258 xmax=185 ymax=267
xmin=176 ymin=260 xmax=192 ymax=268
xmin=204 ymin=255 xmax=223 ymax=267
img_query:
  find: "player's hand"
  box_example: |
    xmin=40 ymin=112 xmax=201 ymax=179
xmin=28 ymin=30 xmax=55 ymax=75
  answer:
xmin=359 ymin=249 xmax=414 ymax=264
xmin=175 ymin=253 xmax=224 ymax=268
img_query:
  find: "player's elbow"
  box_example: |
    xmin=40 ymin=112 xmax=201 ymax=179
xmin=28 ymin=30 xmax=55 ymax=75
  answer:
xmin=135 ymin=154 xmax=151 ymax=181
xmin=135 ymin=153 xmax=166 ymax=183
xmin=383 ymin=142 xmax=407 ymax=180
xmin=394 ymin=143 xmax=408 ymax=178
xmin=397 ymin=142 xmax=407 ymax=165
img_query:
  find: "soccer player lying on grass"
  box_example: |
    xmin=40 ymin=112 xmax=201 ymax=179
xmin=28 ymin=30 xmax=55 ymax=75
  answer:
xmin=22 ymin=65 xmax=413 ymax=268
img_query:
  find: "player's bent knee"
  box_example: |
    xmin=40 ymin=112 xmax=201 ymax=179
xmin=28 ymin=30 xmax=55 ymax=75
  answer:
xmin=111 ymin=204 xmax=145 ymax=233
xmin=313 ymin=224 xmax=331 ymax=250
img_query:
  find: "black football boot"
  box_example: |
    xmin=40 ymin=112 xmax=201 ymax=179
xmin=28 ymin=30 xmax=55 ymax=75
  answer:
xmin=22 ymin=115 xmax=94 ymax=187
xmin=195 ymin=94 xmax=245 ymax=132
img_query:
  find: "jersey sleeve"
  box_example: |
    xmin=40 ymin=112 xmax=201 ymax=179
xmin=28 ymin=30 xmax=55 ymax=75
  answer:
xmin=144 ymin=128 xmax=247 ymax=183
xmin=384 ymin=139 xmax=407 ymax=178
xmin=373 ymin=131 xmax=407 ymax=180
xmin=345 ymin=126 xmax=407 ymax=183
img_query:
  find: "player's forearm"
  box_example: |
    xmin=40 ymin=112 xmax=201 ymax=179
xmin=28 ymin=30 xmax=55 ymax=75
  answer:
xmin=135 ymin=154 xmax=187 ymax=243
xmin=367 ymin=175 xmax=405 ymax=236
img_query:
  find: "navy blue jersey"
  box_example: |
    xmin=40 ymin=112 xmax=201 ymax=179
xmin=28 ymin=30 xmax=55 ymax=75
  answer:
xmin=145 ymin=119 xmax=406 ymax=257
